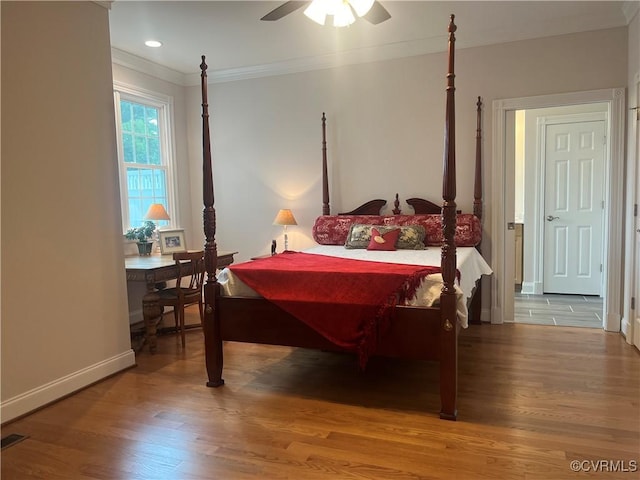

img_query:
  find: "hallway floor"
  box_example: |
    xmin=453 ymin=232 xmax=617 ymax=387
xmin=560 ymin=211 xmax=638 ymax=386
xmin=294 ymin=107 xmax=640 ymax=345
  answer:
xmin=514 ymin=292 xmax=603 ymax=328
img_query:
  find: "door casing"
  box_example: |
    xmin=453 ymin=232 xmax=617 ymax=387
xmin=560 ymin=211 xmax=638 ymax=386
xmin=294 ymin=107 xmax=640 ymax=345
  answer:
xmin=492 ymin=88 xmax=625 ymax=332
xmin=625 ymin=74 xmax=640 ymax=347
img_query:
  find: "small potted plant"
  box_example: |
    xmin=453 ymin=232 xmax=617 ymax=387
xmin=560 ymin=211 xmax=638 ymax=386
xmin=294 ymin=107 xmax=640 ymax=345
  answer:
xmin=125 ymin=220 xmax=156 ymax=256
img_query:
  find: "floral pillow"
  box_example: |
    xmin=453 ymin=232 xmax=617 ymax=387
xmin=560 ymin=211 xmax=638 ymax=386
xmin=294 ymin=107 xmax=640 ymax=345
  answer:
xmin=367 ymin=227 xmax=400 ymax=251
xmin=345 ymin=224 xmax=426 ymax=250
xmin=312 ymin=214 xmax=482 ymax=247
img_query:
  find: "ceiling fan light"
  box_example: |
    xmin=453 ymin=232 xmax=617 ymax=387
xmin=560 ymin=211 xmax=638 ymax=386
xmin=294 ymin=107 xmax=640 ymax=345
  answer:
xmin=349 ymin=0 xmax=374 ymax=17
xmin=324 ymin=0 xmax=344 ymax=16
xmin=304 ymin=0 xmax=328 ymax=25
xmin=333 ymin=3 xmax=356 ymax=27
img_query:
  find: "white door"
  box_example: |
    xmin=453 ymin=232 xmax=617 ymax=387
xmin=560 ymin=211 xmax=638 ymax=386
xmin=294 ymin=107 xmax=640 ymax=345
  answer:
xmin=543 ymin=120 xmax=605 ymax=295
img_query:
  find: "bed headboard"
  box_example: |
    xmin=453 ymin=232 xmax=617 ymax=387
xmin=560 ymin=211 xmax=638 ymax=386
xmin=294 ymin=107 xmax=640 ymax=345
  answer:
xmin=339 ymin=199 xmax=387 ymax=215
xmin=406 ymin=197 xmax=441 ymax=214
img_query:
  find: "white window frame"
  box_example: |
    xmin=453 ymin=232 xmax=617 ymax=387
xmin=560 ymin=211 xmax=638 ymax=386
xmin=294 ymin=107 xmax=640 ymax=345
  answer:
xmin=113 ymin=81 xmax=178 ymax=232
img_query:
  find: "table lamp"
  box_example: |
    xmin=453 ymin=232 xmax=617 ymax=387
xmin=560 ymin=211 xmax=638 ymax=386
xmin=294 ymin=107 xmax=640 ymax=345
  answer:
xmin=273 ymin=209 xmax=297 ymax=251
xmin=144 ymin=203 xmax=170 ymax=252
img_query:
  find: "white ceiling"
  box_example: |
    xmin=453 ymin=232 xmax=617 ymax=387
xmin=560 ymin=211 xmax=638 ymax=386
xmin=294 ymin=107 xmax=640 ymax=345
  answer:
xmin=108 ymin=1 xmax=637 ymax=85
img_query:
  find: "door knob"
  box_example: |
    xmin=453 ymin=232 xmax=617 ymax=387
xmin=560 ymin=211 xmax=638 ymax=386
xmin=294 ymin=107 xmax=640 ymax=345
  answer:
xmin=546 ymin=215 xmax=560 ymax=221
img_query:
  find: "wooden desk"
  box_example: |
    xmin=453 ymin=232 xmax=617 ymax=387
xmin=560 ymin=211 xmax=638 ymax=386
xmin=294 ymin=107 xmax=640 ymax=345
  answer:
xmin=125 ymin=251 xmax=236 ymax=353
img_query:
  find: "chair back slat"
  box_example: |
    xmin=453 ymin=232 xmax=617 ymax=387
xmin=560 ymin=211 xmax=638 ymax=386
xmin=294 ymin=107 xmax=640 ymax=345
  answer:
xmin=173 ymin=250 xmax=205 ymax=296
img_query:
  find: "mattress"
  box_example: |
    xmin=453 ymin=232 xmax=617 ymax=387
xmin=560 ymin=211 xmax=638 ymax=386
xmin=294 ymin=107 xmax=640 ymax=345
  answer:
xmin=218 ymin=245 xmax=492 ymax=328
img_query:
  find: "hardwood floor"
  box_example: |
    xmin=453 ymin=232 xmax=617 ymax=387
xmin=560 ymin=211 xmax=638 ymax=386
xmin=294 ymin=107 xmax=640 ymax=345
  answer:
xmin=2 ymin=307 xmax=639 ymax=479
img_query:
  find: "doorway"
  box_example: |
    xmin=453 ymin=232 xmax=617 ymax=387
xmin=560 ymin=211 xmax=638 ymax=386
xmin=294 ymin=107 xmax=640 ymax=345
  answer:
xmin=516 ymin=108 xmax=608 ymax=299
xmin=492 ymin=88 xmax=626 ymax=332
xmin=515 ymin=108 xmax=607 ymax=329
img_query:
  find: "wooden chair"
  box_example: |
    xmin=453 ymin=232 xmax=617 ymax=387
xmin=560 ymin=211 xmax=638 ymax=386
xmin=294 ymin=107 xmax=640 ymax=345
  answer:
xmin=157 ymin=250 xmax=205 ymax=348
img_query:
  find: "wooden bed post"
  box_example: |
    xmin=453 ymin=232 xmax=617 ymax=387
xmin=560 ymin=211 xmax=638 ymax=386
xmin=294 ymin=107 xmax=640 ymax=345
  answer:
xmin=320 ymin=113 xmax=387 ymax=216
xmin=469 ymin=96 xmax=484 ymax=325
xmin=439 ymin=14 xmax=458 ymax=421
xmin=200 ymin=56 xmax=224 ymax=388
xmin=473 ymin=97 xmax=483 ymax=221
xmin=321 ymin=112 xmax=330 ymax=215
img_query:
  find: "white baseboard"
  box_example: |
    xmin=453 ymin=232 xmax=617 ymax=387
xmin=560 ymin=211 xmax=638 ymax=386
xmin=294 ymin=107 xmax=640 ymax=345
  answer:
xmin=605 ymin=312 xmax=621 ymax=333
xmin=491 ymin=306 xmax=503 ymax=324
xmin=622 ymin=316 xmax=630 ymax=340
xmin=521 ymin=281 xmax=543 ymax=295
xmin=521 ymin=282 xmax=536 ymax=295
xmin=1 ymin=350 xmax=136 ymax=424
xmin=634 ymin=317 xmax=640 ymax=348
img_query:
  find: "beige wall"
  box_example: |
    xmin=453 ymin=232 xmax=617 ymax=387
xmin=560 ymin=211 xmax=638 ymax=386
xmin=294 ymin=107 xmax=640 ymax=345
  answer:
xmin=629 ymin=8 xmax=639 ymax=97
xmin=1 ymin=1 xmax=134 ymax=422
xmin=185 ymin=27 xmax=628 ymax=264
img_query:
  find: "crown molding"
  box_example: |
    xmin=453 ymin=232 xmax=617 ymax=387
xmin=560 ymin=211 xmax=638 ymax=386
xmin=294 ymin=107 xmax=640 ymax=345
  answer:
xmin=112 ymin=34 xmax=446 ymax=87
xmin=93 ymin=1 xmax=112 ymax=10
xmin=184 ymin=34 xmax=447 ymax=86
xmin=622 ymin=1 xmax=639 ymax=23
xmin=113 ymin=4 xmax=635 ymax=88
xmin=111 ymin=48 xmax=187 ymax=86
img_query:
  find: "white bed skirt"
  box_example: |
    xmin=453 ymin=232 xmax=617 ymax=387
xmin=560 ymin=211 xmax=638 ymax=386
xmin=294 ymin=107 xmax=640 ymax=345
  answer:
xmin=218 ymin=245 xmax=492 ymax=329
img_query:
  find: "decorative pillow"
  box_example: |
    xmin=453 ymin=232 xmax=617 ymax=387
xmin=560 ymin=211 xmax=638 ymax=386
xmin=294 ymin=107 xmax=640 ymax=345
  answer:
xmin=344 ymin=223 xmax=375 ymax=248
xmin=396 ymin=224 xmax=427 ymax=249
xmin=367 ymin=227 xmax=400 ymax=251
xmin=345 ymin=224 xmax=426 ymax=250
xmin=379 ymin=214 xmax=482 ymax=246
xmin=312 ymin=214 xmax=482 ymax=247
xmin=312 ymin=215 xmax=379 ymax=245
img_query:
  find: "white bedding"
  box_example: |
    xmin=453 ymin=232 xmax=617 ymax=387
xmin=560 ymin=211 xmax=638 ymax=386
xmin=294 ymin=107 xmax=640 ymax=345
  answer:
xmin=218 ymin=246 xmax=492 ymax=328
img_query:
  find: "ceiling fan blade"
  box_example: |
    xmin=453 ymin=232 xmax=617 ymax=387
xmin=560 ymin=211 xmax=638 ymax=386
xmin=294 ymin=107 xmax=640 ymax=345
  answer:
xmin=261 ymin=1 xmax=309 ymax=21
xmin=363 ymin=1 xmax=391 ymax=24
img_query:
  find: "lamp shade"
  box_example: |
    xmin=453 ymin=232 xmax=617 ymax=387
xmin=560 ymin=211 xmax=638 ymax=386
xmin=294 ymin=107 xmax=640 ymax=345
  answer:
xmin=144 ymin=203 xmax=170 ymax=221
xmin=273 ymin=209 xmax=297 ymax=226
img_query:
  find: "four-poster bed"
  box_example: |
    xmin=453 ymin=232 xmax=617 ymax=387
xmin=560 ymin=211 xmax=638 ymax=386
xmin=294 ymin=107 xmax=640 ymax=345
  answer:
xmin=199 ymin=16 xmax=489 ymax=420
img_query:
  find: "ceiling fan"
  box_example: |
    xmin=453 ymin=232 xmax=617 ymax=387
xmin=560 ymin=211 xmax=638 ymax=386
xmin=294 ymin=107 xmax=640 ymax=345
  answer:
xmin=261 ymin=0 xmax=391 ymax=26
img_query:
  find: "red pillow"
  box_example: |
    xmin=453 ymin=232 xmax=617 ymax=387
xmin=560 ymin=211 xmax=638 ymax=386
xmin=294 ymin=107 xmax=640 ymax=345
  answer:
xmin=367 ymin=227 xmax=400 ymax=251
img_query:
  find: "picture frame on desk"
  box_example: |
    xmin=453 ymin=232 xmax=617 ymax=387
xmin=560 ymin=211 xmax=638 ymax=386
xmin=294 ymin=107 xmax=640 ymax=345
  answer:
xmin=159 ymin=229 xmax=186 ymax=254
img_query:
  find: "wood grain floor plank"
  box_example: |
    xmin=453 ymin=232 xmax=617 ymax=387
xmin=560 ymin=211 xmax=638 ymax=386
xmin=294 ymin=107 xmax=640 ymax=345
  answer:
xmin=2 ymin=309 xmax=638 ymax=480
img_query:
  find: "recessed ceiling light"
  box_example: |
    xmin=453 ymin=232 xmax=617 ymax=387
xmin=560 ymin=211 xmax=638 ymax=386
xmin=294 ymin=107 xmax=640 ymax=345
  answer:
xmin=145 ymin=40 xmax=162 ymax=48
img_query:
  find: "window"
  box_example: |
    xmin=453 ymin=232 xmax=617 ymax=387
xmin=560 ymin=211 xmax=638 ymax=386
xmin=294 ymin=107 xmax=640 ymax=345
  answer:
xmin=114 ymin=83 xmax=176 ymax=231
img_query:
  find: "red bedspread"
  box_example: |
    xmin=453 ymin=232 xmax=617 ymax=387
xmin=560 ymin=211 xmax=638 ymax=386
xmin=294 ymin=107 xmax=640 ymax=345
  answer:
xmin=229 ymin=251 xmax=440 ymax=366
